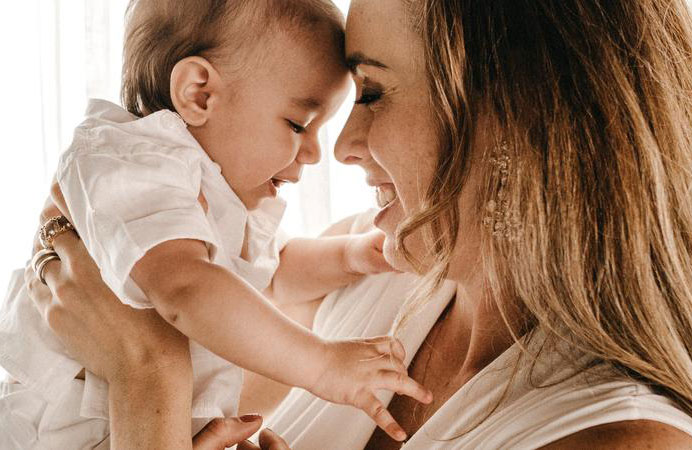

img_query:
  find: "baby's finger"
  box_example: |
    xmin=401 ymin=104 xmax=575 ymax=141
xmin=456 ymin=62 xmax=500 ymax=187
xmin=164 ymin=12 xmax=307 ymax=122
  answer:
xmin=379 ymin=354 xmax=407 ymax=374
xmin=373 ymin=338 xmax=406 ymax=362
xmin=368 ymin=249 xmax=397 ymax=273
xmin=358 ymin=393 xmax=407 ymax=442
xmin=376 ymin=370 xmax=433 ymax=405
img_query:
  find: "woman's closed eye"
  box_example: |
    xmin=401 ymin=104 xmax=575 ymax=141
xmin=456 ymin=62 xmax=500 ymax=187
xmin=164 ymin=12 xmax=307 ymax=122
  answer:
xmin=355 ymin=87 xmax=383 ymax=106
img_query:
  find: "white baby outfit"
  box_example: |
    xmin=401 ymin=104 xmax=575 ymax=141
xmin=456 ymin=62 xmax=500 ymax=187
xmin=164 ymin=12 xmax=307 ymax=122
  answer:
xmin=266 ymin=273 xmax=692 ymax=449
xmin=0 ymin=99 xmax=286 ymax=449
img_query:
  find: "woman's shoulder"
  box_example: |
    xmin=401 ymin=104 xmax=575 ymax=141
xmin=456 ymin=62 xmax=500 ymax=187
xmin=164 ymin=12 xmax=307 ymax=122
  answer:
xmin=407 ymin=333 xmax=692 ymax=449
xmin=540 ymin=419 xmax=692 ymax=449
xmin=495 ymin=341 xmax=692 ymax=448
xmin=486 ymin=355 xmax=692 ymax=448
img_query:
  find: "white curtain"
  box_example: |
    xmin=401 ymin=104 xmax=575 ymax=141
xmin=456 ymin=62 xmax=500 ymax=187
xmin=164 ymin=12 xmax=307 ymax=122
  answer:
xmin=0 ymin=0 xmax=371 ymax=297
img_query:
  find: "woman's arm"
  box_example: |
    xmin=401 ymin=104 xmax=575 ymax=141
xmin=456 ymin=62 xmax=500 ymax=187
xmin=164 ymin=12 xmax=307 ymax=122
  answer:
xmin=28 ymin=228 xmax=196 ymax=448
xmin=27 ymin=195 xmax=271 ymax=449
xmin=109 ymin=362 xmax=193 ymax=449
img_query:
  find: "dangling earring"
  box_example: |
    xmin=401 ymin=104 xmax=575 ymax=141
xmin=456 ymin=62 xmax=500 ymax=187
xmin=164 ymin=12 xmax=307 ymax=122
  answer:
xmin=482 ymin=141 xmax=522 ymax=240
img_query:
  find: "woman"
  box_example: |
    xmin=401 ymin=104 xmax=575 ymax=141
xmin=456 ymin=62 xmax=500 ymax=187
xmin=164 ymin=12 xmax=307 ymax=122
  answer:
xmin=26 ymin=0 xmax=692 ymax=448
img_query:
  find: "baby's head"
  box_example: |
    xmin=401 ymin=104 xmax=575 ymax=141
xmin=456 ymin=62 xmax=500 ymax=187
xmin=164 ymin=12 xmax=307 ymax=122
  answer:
xmin=122 ymin=0 xmax=350 ymax=209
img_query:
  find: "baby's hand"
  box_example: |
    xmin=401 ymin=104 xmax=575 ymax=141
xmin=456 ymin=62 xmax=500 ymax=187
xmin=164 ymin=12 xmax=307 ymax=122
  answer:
xmin=309 ymin=336 xmax=433 ymax=442
xmin=343 ymin=230 xmax=396 ymax=275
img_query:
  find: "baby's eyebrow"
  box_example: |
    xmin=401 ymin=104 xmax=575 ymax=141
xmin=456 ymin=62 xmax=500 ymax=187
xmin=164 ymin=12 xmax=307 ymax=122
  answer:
xmin=346 ymin=52 xmax=389 ymax=73
xmin=292 ymin=96 xmax=323 ymax=111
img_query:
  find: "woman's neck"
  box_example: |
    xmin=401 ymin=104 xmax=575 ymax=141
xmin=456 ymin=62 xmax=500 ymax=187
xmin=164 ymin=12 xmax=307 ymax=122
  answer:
xmin=447 ymin=280 xmax=517 ymax=377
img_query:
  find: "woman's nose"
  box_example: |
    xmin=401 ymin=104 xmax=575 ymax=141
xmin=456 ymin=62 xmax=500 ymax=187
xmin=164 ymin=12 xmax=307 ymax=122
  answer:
xmin=334 ymin=107 xmax=370 ymax=165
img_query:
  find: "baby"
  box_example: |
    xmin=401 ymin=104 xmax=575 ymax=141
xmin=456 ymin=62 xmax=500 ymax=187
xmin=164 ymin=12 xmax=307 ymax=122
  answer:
xmin=0 ymin=0 xmax=431 ymax=448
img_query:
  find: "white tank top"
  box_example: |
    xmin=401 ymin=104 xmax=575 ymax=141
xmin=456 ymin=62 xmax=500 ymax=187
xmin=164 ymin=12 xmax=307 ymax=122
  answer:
xmin=266 ymin=273 xmax=692 ymax=449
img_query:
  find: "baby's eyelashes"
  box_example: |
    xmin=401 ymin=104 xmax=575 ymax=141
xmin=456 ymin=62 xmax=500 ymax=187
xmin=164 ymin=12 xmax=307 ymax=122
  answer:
xmin=287 ymin=120 xmax=307 ymax=134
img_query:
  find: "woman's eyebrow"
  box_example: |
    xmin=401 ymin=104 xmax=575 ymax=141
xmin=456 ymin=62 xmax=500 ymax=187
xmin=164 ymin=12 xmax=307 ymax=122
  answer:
xmin=346 ymin=52 xmax=389 ymax=73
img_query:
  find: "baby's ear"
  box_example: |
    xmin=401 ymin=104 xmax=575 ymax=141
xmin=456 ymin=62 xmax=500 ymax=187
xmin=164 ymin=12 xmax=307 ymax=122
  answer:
xmin=170 ymin=56 xmax=221 ymax=127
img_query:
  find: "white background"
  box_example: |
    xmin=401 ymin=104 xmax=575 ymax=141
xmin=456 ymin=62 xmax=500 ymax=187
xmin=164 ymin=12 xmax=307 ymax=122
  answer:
xmin=0 ymin=0 xmax=360 ymax=379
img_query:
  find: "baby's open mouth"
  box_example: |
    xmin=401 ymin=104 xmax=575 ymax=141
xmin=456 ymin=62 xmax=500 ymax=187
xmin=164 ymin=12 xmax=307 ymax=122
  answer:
xmin=376 ymin=185 xmax=397 ymax=208
xmin=271 ymin=178 xmax=287 ymax=189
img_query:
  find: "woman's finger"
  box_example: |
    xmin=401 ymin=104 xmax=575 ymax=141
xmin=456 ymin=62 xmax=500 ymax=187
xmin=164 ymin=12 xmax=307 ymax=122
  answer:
xmin=192 ymin=415 xmax=263 ymax=450
xmin=356 ymin=393 xmax=407 ymax=442
xmin=376 ymin=370 xmax=433 ymax=405
xmin=39 ymin=194 xmax=63 ymax=224
xmin=258 ymin=429 xmax=291 ymax=450
xmin=237 ymin=440 xmax=261 ymax=450
xmin=36 ymin=197 xmax=64 ymax=254
xmin=41 ymin=257 xmax=64 ymax=295
xmin=50 ymin=229 xmax=84 ymax=266
xmin=50 ymin=181 xmax=74 ymax=224
xmin=24 ymin=264 xmax=54 ymax=316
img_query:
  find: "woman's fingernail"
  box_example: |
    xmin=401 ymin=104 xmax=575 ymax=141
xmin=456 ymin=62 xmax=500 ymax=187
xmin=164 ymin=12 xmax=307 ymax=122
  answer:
xmin=240 ymin=414 xmax=262 ymax=422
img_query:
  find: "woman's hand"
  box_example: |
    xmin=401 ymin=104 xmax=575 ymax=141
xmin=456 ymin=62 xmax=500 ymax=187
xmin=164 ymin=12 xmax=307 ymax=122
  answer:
xmin=26 ymin=184 xmax=190 ymax=384
xmin=25 ymin=229 xmax=190 ymax=383
xmin=193 ymin=417 xmax=289 ymax=450
xmin=237 ymin=429 xmax=291 ymax=450
xmin=27 ymin=185 xmax=198 ymax=447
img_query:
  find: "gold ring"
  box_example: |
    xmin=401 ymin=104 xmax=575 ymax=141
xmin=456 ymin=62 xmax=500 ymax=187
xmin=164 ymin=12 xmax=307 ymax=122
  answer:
xmin=31 ymin=248 xmax=60 ymax=285
xmin=31 ymin=248 xmax=59 ymax=273
xmin=40 ymin=216 xmax=77 ymax=250
xmin=36 ymin=255 xmax=60 ymax=285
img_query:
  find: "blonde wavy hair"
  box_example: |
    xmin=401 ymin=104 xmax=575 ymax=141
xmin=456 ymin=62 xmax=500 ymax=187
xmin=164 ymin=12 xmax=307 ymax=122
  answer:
xmin=395 ymin=0 xmax=692 ymax=416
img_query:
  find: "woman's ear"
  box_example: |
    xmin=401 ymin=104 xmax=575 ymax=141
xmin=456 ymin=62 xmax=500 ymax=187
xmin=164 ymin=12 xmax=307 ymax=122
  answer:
xmin=170 ymin=56 xmax=222 ymax=127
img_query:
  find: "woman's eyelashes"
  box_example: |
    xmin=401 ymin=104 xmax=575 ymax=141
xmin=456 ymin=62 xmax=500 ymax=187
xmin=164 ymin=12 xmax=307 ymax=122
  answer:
xmin=355 ymin=88 xmax=382 ymax=106
xmin=355 ymin=78 xmax=385 ymax=107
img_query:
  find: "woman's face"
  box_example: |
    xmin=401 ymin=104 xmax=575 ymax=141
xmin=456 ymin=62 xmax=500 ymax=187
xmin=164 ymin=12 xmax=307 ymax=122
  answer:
xmin=336 ymin=0 xmax=483 ymax=279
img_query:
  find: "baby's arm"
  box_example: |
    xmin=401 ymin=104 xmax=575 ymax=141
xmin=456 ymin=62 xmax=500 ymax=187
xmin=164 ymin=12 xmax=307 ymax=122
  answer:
xmin=268 ymin=229 xmax=394 ymax=305
xmin=130 ymin=238 xmax=326 ymax=391
xmin=131 ymin=238 xmax=430 ymax=442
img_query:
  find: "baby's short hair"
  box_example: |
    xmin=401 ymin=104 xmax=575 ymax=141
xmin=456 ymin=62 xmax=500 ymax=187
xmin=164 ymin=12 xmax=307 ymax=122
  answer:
xmin=122 ymin=0 xmax=345 ymax=117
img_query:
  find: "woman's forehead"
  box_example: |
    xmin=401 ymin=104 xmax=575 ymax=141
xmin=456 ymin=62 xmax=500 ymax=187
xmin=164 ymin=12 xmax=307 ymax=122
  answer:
xmin=345 ymin=0 xmax=422 ymax=76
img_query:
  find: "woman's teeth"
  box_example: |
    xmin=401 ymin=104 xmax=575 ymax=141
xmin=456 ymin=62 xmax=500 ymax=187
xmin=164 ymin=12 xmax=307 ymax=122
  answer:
xmin=376 ymin=186 xmax=397 ymax=208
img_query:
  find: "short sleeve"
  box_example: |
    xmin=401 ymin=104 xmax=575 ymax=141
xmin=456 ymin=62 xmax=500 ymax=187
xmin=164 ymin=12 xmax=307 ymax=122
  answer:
xmin=57 ymin=145 xmax=218 ymax=307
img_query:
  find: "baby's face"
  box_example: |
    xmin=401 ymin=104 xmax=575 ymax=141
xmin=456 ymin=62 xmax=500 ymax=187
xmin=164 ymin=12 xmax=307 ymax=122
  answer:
xmin=197 ymin=27 xmax=350 ymax=210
